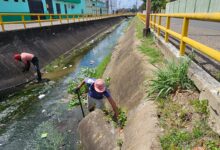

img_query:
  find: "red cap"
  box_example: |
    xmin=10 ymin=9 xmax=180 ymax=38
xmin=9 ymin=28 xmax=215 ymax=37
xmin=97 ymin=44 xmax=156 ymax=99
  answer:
xmin=14 ymin=54 xmax=21 ymax=61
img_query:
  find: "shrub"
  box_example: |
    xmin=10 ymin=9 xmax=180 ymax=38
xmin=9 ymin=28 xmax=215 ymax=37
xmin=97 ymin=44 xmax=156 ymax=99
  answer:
xmin=191 ymin=99 xmax=209 ymax=115
xmin=148 ymin=60 xmax=195 ymax=99
xmin=160 ymin=130 xmax=192 ymax=149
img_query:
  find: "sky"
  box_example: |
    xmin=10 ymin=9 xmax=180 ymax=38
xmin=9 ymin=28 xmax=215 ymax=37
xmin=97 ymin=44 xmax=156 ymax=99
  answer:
xmin=116 ymin=0 xmax=143 ymax=9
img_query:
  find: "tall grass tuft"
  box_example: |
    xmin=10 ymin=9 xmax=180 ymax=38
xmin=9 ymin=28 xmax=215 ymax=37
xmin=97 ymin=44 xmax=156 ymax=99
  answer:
xmin=148 ymin=60 xmax=195 ymax=99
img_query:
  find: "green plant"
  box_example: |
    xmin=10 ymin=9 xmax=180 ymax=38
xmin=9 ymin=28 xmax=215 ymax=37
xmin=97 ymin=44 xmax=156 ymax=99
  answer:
xmin=67 ymin=53 xmax=112 ymax=109
xmin=215 ymin=71 xmax=220 ymax=81
xmin=105 ymin=77 xmax=111 ymax=88
xmin=94 ymin=54 xmax=111 ymax=78
xmin=117 ymin=139 xmax=123 ymax=148
xmin=68 ymin=97 xmax=86 ymax=109
xmin=160 ymin=130 xmax=192 ymax=150
xmin=118 ymin=108 xmax=127 ymax=128
xmin=148 ymin=60 xmax=195 ymax=99
xmin=45 ymin=56 xmax=65 ymax=72
xmin=103 ymin=108 xmax=127 ymax=129
xmin=140 ymin=0 xmax=167 ymax=13
xmin=135 ymin=17 xmax=162 ymax=64
xmin=205 ymin=141 xmax=220 ymax=150
xmin=192 ymin=126 xmax=204 ymax=139
xmin=191 ymin=99 xmax=209 ymax=115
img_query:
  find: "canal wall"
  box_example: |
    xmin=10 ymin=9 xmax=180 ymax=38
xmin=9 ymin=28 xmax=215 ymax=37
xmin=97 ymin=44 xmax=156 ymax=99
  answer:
xmin=0 ymin=16 xmax=124 ymax=94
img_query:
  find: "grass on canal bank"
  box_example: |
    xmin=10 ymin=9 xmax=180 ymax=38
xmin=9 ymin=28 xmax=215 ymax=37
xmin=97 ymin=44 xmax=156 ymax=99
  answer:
xmin=135 ymin=17 xmax=162 ymax=64
xmin=135 ymin=17 xmax=220 ymax=149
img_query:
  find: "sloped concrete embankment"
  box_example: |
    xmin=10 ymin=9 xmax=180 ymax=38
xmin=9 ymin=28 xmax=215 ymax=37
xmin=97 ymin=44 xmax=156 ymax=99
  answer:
xmin=0 ymin=17 xmax=124 ymax=92
xmin=78 ymin=21 xmax=161 ymax=149
xmin=153 ymin=31 xmax=220 ymax=134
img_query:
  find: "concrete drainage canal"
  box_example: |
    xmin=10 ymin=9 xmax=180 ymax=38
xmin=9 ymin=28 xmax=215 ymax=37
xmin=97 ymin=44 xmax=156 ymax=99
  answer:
xmin=0 ymin=20 xmax=129 ymax=149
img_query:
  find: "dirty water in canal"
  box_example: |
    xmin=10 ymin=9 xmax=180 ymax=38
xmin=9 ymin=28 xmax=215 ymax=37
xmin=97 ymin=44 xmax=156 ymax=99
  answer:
xmin=0 ymin=20 xmax=129 ymax=150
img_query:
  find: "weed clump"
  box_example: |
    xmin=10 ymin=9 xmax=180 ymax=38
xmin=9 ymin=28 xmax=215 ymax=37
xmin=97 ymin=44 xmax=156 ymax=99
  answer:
xmin=148 ymin=60 xmax=195 ymax=99
xmin=104 ymin=108 xmax=127 ymax=129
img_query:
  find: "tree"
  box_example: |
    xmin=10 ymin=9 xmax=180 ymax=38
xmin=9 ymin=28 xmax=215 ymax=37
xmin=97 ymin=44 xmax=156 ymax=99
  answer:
xmin=140 ymin=0 xmax=167 ymax=13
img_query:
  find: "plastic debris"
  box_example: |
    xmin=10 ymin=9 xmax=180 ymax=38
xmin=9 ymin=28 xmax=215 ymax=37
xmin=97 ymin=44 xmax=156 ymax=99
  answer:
xmin=69 ymin=65 xmax=72 ymax=67
xmin=53 ymin=65 xmax=58 ymax=68
xmin=41 ymin=133 xmax=48 ymax=138
xmin=63 ymin=67 xmax=67 ymax=70
xmin=90 ymin=60 xmax=95 ymax=65
xmin=42 ymin=109 xmax=46 ymax=113
xmin=38 ymin=94 xmax=46 ymax=99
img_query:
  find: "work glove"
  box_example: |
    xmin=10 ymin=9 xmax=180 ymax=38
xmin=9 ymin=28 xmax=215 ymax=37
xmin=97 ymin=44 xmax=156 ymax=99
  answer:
xmin=73 ymin=87 xmax=80 ymax=94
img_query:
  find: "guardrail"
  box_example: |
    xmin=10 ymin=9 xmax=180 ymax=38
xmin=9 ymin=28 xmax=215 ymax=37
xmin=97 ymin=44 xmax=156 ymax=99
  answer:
xmin=0 ymin=13 xmax=131 ymax=32
xmin=137 ymin=13 xmax=220 ymax=62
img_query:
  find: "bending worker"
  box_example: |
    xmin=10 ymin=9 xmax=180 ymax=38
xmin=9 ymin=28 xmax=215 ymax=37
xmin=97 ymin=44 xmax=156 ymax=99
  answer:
xmin=14 ymin=52 xmax=42 ymax=82
xmin=75 ymin=78 xmax=118 ymax=118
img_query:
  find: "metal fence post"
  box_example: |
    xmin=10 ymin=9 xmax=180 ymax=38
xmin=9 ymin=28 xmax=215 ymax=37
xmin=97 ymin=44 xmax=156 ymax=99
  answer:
xmin=180 ymin=17 xmax=189 ymax=56
xmin=50 ymin=14 xmax=53 ymax=25
xmin=157 ymin=16 xmax=161 ymax=36
xmin=37 ymin=15 xmax=41 ymax=27
xmin=0 ymin=15 xmax=5 ymax=32
xmin=72 ymin=15 xmax=75 ymax=22
xmin=67 ymin=15 xmax=69 ymax=23
xmin=153 ymin=15 xmax=156 ymax=31
xmin=22 ymin=15 xmax=26 ymax=29
xmin=165 ymin=16 xmax=170 ymax=42
xmin=59 ymin=14 xmax=62 ymax=24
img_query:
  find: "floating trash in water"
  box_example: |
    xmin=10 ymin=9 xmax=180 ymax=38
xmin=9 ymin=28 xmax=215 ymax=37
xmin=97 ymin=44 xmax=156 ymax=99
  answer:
xmin=53 ymin=65 xmax=58 ymax=68
xmin=48 ymin=81 xmax=55 ymax=86
xmin=63 ymin=67 xmax=67 ymax=70
xmin=69 ymin=65 xmax=72 ymax=67
xmin=0 ymin=143 xmax=2 ymax=146
xmin=38 ymin=94 xmax=46 ymax=99
xmin=90 ymin=60 xmax=95 ymax=65
xmin=42 ymin=109 xmax=46 ymax=113
xmin=41 ymin=133 xmax=48 ymax=138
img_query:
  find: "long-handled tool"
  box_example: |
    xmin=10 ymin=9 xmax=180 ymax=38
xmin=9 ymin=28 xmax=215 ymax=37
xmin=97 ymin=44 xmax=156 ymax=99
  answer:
xmin=76 ymin=91 xmax=85 ymax=117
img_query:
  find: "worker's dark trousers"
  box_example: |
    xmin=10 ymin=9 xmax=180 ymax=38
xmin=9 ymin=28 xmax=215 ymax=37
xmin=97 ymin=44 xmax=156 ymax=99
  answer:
xmin=31 ymin=57 xmax=42 ymax=81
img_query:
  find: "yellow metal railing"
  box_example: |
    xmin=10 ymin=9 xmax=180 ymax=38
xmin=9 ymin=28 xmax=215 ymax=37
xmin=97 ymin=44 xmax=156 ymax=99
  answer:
xmin=0 ymin=13 xmax=129 ymax=32
xmin=137 ymin=13 xmax=220 ymax=62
